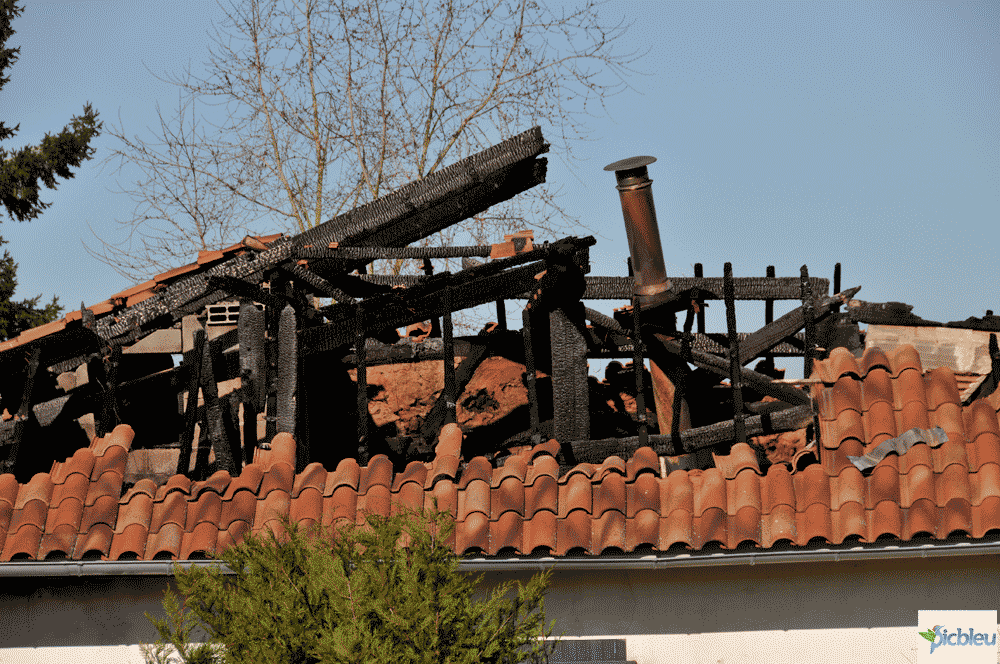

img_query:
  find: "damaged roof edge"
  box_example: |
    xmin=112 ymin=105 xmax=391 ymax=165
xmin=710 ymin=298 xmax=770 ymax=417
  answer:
xmin=2 ymin=538 xmax=999 ymax=577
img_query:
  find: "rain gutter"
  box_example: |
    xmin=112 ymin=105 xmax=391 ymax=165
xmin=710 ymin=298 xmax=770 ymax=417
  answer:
xmin=1 ymin=539 xmax=998 ymax=577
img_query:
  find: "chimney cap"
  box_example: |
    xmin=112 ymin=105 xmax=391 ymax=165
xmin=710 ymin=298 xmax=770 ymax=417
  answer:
xmin=603 ymin=155 xmax=657 ymax=172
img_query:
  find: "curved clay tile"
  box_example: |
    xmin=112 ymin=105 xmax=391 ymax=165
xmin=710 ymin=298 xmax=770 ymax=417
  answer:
xmin=529 ymin=439 xmax=561 ymax=461
xmin=595 ymin=456 xmax=627 ymax=482
xmin=325 ymin=457 xmax=360 ymax=494
xmin=888 ymin=345 xmax=923 ymax=377
xmin=323 ymin=485 xmax=357 ymax=526
xmin=392 ymin=481 xmax=424 ymax=515
xmin=490 ymin=476 xmax=524 ymax=521
xmin=51 ymin=448 xmax=96 ymax=485
xmin=793 ymin=464 xmax=832 ymax=511
xmin=626 ymin=473 xmax=659 ymax=518
xmin=693 ymin=507 xmax=727 ymax=549
xmin=525 ymin=455 xmax=558 ymax=486
xmin=626 ymin=447 xmax=659 ymax=482
xmin=458 ymin=478 xmax=490 ymax=521
xmin=110 ymin=522 xmax=148 ymax=561
xmin=75 ymin=523 xmax=114 ymax=559
xmin=116 ymin=492 xmax=154 ymax=533
xmin=0 ymin=502 xmax=13 ymax=540
xmin=826 ymin=347 xmax=862 ymax=382
xmin=939 ymin=497 xmax=972 ymax=538
xmin=456 ymin=511 xmax=489 ymax=554
xmin=898 ymin=440 xmax=934 ymax=476
xmin=900 ymin=463 xmax=935 ymax=508
xmin=522 ymin=510 xmax=556 ymax=554
xmin=194 ymin=470 xmax=233 ymax=498
xmin=263 ymin=432 xmax=296 ymax=472
xmin=972 ymin=495 xmax=1000 ymax=538
xmin=761 ymin=504 xmax=796 ymax=548
xmin=761 ymin=464 xmax=794 ymax=513
xmin=427 ymin=479 xmax=457 ymax=518
xmin=967 ymin=433 xmax=1000 ymax=475
xmin=831 ymin=501 xmax=866 ymax=544
xmin=126 ymin=478 xmax=158 ymax=501
xmin=925 ymin=367 xmax=962 ymax=411
xmin=867 ymin=501 xmax=902 ymax=542
xmin=591 ymin=510 xmax=626 ymax=555
xmin=896 ymin=401 xmax=932 ymax=437
xmin=593 ymin=473 xmax=626 ymax=518
xmin=92 ymin=425 xmax=135 ymax=459
xmin=0 ymin=474 xmax=17 ymax=509
xmin=892 ymin=367 xmax=928 ymax=411
xmin=828 ymin=408 xmax=865 ymax=450
xmin=729 ymin=468 xmax=762 ymax=516
xmin=53 ymin=472 xmax=90 ymax=508
xmin=426 ymin=455 xmax=460 ymax=489
xmin=936 ymin=463 xmax=972 ymax=507
xmin=690 ymin=468 xmax=726 ymax=518
xmin=254 ymin=488 xmax=291 ymax=529
xmin=221 ymin=490 xmax=257 ymax=531
xmin=259 ymin=462 xmax=295 ymax=498
xmin=558 ymin=473 xmax=592 ymax=518
xmin=186 ymin=491 xmax=223 ymax=532
xmin=795 ymin=502 xmax=833 ymax=545
xmin=181 ymin=521 xmax=220 ymax=560
xmin=458 ymin=457 xmax=492 ymax=490
xmin=3 ymin=523 xmax=42 ymax=560
xmin=659 ymin=509 xmax=693 ymax=550
xmin=391 ymin=461 xmax=428 ymax=492
xmin=363 ymin=455 xmax=394 ymax=493
xmin=626 ymin=509 xmax=660 ymax=551
xmin=47 ymin=494 xmax=84 ymax=534
xmin=904 ymin=498 xmax=938 ymax=539
xmin=562 ymin=463 xmax=595 ymax=483
xmin=714 ymin=443 xmax=760 ymax=480
xmin=81 ymin=494 xmax=119 ymax=536
xmin=863 ymin=401 xmax=897 ymax=450
xmin=728 ymin=504 xmax=762 ymax=549
xmin=147 ymin=522 xmax=184 ymax=560
xmin=17 ymin=473 xmax=54 ymax=510
xmin=831 ymin=376 xmax=862 ymax=417
xmin=860 ymin=346 xmax=891 ymax=378
xmin=38 ymin=523 xmax=79 ymax=561
xmin=861 ymin=367 xmax=893 ymax=413
xmin=933 ymin=439 xmax=970 ymax=475
xmin=151 ymin=491 xmax=188 ymax=534
xmin=965 ymin=399 xmax=1000 ymax=437
xmin=216 ymin=519 xmax=251 ymax=556
xmin=492 ymin=456 xmax=527 ymax=487
xmin=435 ymin=423 xmax=463 ymax=459
xmin=970 ymin=464 xmax=1000 ymax=506
xmin=359 ymin=484 xmax=391 ymax=518
xmin=931 ymin=402 xmax=966 ymax=444
xmin=158 ymin=474 xmax=193 ymax=501
xmin=865 ymin=464 xmax=901 ymax=510
xmin=555 ymin=510 xmax=593 ymax=556
xmin=85 ymin=470 xmax=122 ymax=507
xmin=661 ymin=469 xmax=694 ymax=515
xmin=224 ymin=465 xmax=264 ymax=500
xmin=829 ymin=465 xmax=864 ymax=511
xmin=524 ymin=475 xmax=556 ymax=519
xmin=490 ymin=510 xmax=523 ymax=556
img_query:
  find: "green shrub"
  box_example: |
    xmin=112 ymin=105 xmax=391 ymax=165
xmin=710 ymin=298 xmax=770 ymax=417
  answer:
xmin=144 ymin=509 xmax=557 ymax=664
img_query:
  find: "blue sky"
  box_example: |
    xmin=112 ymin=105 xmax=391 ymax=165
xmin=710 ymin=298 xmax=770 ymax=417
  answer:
xmin=2 ymin=0 xmax=997 ymax=377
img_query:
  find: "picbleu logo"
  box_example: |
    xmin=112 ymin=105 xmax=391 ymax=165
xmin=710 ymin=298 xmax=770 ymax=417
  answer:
xmin=919 ymin=624 xmax=997 ymax=655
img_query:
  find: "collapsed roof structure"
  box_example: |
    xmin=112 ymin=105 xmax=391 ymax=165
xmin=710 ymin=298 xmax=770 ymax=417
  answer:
xmin=0 ymin=127 xmax=998 ymax=562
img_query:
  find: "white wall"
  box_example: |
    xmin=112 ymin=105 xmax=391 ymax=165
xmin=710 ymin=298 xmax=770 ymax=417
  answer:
xmin=2 ymin=555 xmax=998 ymax=663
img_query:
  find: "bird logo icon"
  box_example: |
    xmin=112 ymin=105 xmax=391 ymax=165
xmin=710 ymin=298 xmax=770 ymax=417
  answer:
xmin=919 ymin=625 xmax=942 ymax=642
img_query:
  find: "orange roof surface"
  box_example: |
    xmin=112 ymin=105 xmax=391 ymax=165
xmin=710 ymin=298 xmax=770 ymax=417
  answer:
xmin=2 ymin=344 xmax=999 ymax=562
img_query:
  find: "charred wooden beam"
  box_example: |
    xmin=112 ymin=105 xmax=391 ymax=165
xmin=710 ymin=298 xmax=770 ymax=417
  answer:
xmin=278 ymin=263 xmax=356 ymax=304
xmin=177 ymin=325 xmax=205 ymax=476
xmin=276 ymin=305 xmax=297 ymax=437
xmin=738 ymin=286 xmax=861 ymax=366
xmin=724 ymin=263 xmax=746 ymax=446
xmin=650 ymin=333 xmax=811 ymax=406
xmin=569 ymin=404 xmax=814 ymax=463
xmin=297 ymin=245 xmax=493 ymax=260
xmin=631 ymin=297 xmax=648 ymax=448
xmin=550 ymin=302 xmax=590 ymax=450
xmin=694 ymin=263 xmax=706 ymax=333
xmin=442 ymin=287 xmax=457 ymax=426
xmin=801 ymin=265 xmax=816 ymax=377
xmin=199 ymin=323 xmax=238 ymax=476
xmin=522 ymin=306 xmax=541 ymax=444
xmin=238 ymin=302 xmax=265 ymax=466
xmin=8 ymin=347 xmax=42 ymax=472
xmin=355 ymin=303 xmax=368 ymax=452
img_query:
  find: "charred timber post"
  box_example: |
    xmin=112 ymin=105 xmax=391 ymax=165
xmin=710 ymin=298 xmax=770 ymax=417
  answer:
xmin=694 ymin=263 xmax=706 ymax=334
xmin=604 ymin=156 xmax=674 ymax=309
xmin=632 ymin=296 xmax=648 ymax=448
xmin=522 ymin=306 xmax=541 ymax=444
xmin=355 ymin=303 xmax=368 ymax=454
xmin=9 ymin=347 xmax=42 ymax=473
xmin=442 ymin=286 xmax=457 ymax=426
xmin=834 ymin=263 xmax=841 ymax=297
xmin=177 ymin=326 xmax=205 ymax=476
xmin=764 ymin=265 xmax=776 ymax=372
xmin=724 ymin=263 xmax=746 ymax=446
xmin=801 ymin=265 xmax=815 ymax=378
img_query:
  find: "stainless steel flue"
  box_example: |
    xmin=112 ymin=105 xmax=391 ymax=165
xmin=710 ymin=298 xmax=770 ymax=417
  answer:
xmin=604 ymin=156 xmax=673 ymax=309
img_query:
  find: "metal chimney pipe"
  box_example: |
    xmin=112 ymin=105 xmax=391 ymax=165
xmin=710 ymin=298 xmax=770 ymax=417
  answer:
xmin=604 ymin=156 xmax=673 ymax=308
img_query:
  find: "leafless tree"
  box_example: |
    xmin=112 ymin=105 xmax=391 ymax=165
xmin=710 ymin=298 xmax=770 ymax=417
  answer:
xmin=89 ymin=0 xmax=642 ymax=283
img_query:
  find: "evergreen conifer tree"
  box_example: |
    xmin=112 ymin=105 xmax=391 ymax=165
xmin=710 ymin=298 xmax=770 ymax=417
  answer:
xmin=0 ymin=0 xmax=103 ymax=338
xmin=144 ymin=509 xmax=558 ymax=664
